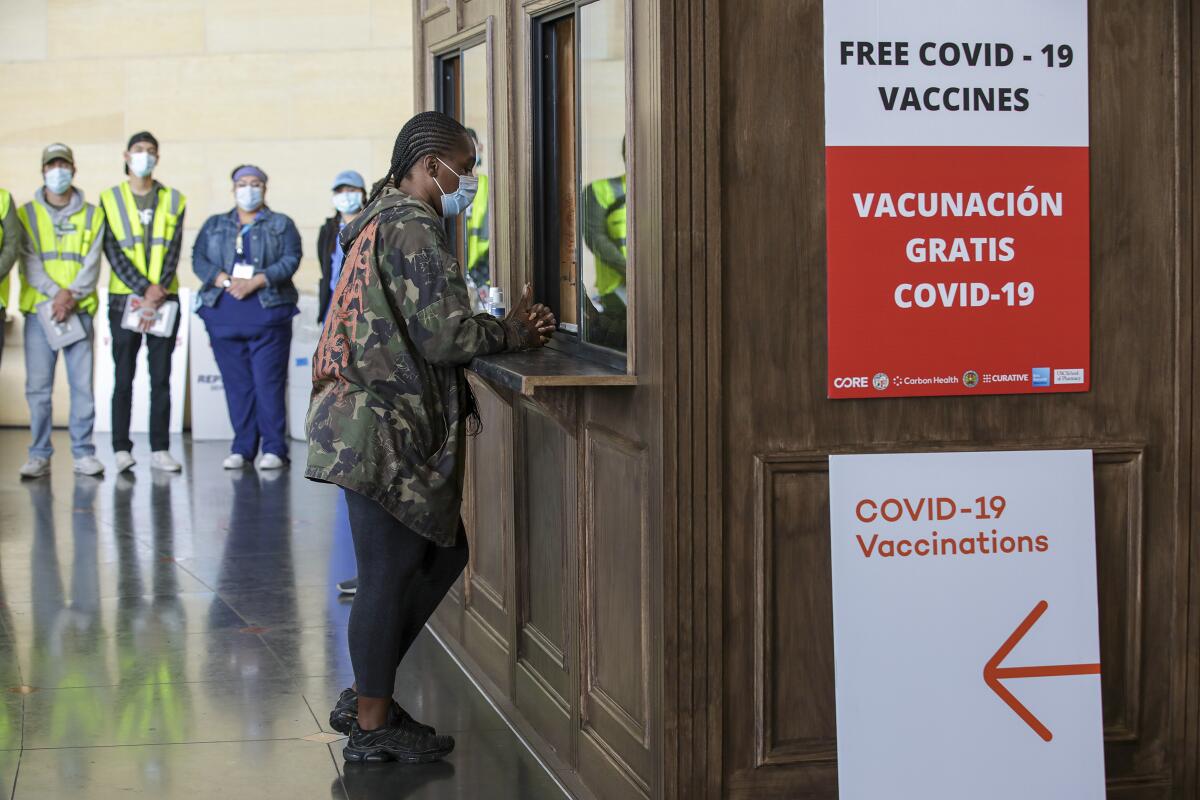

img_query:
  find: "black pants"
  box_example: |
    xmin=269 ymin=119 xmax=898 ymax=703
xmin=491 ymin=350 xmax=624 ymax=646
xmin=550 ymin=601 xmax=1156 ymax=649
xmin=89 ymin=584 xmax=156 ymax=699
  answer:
xmin=109 ymin=303 xmax=179 ymax=453
xmin=345 ymin=489 xmax=469 ymax=697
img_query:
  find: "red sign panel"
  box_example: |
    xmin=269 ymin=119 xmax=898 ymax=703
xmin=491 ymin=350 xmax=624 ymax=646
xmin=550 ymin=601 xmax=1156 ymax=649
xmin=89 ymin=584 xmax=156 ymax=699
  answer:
xmin=826 ymin=146 xmax=1090 ymax=398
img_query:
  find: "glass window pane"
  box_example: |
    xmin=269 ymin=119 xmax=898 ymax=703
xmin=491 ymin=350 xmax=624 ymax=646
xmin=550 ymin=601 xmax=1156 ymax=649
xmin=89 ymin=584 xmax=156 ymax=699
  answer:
xmin=554 ymin=17 xmax=578 ymax=330
xmin=461 ymin=44 xmax=491 ymax=312
xmin=578 ymin=0 xmax=627 ymax=352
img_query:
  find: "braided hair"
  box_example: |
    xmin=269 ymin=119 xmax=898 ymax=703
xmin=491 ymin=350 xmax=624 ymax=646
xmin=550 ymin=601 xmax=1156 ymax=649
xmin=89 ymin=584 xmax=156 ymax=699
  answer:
xmin=367 ymin=111 xmax=472 ymax=206
xmin=367 ymin=111 xmax=484 ymax=434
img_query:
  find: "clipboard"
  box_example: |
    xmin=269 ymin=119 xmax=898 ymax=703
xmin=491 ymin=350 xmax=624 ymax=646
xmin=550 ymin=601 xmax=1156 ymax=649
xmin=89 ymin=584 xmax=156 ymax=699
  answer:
xmin=35 ymin=301 xmax=86 ymax=351
xmin=121 ymin=298 xmax=179 ymax=338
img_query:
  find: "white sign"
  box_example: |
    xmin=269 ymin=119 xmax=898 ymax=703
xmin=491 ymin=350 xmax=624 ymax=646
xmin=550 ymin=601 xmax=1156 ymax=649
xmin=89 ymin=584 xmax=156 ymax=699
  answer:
xmin=188 ymin=306 xmax=234 ymax=441
xmin=829 ymin=450 xmax=1104 ymax=799
xmin=824 ymin=0 xmax=1088 ymax=147
xmin=94 ymin=288 xmax=190 ymax=435
xmin=288 ymin=295 xmax=321 ymax=441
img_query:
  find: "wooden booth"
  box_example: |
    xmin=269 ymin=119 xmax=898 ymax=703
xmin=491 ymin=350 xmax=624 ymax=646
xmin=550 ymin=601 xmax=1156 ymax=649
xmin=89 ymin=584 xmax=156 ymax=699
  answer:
xmin=413 ymin=0 xmax=1200 ymax=797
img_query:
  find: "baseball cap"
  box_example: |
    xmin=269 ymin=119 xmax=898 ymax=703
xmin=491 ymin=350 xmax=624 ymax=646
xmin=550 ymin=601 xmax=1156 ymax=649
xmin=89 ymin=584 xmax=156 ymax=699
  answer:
xmin=41 ymin=143 xmax=74 ymax=167
xmin=127 ymin=131 xmax=159 ymax=150
xmin=331 ymin=170 xmax=366 ymax=191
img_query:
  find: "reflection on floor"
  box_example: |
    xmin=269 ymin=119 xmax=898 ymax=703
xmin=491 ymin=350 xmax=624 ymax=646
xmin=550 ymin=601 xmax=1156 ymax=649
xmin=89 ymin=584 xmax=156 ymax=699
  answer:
xmin=0 ymin=429 xmax=567 ymax=799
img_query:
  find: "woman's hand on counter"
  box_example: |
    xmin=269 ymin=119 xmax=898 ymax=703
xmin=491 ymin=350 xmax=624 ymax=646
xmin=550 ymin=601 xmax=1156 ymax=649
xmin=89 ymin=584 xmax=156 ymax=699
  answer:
xmin=507 ymin=284 xmax=557 ymax=348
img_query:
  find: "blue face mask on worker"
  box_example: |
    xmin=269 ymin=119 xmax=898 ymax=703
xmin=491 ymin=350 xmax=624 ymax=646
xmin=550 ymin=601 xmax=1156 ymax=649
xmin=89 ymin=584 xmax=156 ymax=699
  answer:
xmin=332 ymin=191 xmax=363 ymax=215
xmin=128 ymin=151 xmax=157 ymax=178
xmin=44 ymin=167 xmax=73 ymax=195
xmin=433 ymin=157 xmax=478 ymax=218
xmin=235 ymin=185 xmax=264 ymax=212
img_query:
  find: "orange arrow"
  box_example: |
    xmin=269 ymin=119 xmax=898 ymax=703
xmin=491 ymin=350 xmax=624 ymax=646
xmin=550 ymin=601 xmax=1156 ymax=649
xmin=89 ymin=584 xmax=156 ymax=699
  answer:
xmin=983 ymin=600 xmax=1101 ymax=742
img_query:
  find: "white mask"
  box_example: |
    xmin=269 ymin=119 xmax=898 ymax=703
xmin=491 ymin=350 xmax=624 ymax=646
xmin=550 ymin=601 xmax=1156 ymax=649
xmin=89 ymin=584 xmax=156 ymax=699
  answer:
xmin=44 ymin=167 xmax=73 ymax=195
xmin=129 ymin=151 xmax=157 ymax=178
xmin=333 ymin=191 xmax=363 ymax=215
xmin=235 ymin=185 xmax=264 ymax=211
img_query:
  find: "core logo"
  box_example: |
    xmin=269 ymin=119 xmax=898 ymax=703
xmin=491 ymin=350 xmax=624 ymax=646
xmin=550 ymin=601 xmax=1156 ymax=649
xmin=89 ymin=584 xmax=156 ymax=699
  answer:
xmin=834 ymin=376 xmax=870 ymax=389
xmin=872 ymin=373 xmax=890 ymax=391
xmin=962 ymin=370 xmax=980 ymax=388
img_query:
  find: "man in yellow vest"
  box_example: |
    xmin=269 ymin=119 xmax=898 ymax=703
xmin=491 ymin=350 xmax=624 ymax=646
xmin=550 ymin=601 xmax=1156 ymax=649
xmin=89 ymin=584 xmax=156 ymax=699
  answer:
xmin=0 ymin=185 xmax=20 ymax=368
xmin=17 ymin=143 xmax=106 ymax=479
xmin=464 ymin=129 xmax=490 ymax=308
xmin=581 ymin=137 xmax=628 ymax=351
xmin=100 ymin=131 xmax=186 ymax=474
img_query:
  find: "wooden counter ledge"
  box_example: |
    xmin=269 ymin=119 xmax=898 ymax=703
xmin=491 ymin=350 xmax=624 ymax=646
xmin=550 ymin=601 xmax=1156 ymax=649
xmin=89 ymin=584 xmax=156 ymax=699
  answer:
xmin=469 ymin=347 xmax=636 ymax=395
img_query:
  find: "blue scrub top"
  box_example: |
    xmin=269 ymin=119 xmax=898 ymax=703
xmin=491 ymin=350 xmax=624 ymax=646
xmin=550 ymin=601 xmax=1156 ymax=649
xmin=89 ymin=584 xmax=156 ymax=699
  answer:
xmin=199 ymin=219 xmax=298 ymax=331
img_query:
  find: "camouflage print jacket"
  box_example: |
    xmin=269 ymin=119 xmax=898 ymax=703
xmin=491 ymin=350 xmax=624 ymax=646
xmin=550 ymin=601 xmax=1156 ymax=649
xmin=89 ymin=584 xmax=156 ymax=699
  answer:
xmin=305 ymin=188 xmax=532 ymax=546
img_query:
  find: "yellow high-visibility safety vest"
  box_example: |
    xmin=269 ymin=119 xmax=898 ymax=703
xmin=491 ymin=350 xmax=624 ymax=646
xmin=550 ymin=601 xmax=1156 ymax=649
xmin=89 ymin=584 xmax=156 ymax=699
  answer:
xmin=466 ymin=174 xmax=490 ymax=279
xmin=100 ymin=182 xmax=185 ymax=294
xmin=0 ymin=189 xmax=11 ymax=308
xmin=18 ymin=199 xmax=104 ymax=316
xmin=588 ymin=175 xmax=627 ymax=297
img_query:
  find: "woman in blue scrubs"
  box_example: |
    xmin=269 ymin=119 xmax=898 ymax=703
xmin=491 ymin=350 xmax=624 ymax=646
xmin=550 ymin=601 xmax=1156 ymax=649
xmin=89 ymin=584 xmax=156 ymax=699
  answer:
xmin=192 ymin=165 xmax=301 ymax=470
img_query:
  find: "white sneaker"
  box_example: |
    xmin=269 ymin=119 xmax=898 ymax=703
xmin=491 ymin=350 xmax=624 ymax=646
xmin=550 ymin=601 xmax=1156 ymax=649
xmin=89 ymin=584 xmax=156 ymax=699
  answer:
xmin=223 ymin=453 xmax=246 ymax=470
xmin=18 ymin=457 xmax=51 ymax=479
xmin=150 ymin=451 xmax=182 ymax=472
xmin=74 ymin=455 xmax=105 ymax=476
xmin=114 ymin=451 xmax=136 ymax=472
xmin=257 ymin=453 xmax=286 ymax=470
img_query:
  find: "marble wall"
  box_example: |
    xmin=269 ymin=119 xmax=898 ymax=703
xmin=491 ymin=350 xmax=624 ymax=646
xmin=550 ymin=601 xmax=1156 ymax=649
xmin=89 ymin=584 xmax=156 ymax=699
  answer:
xmin=0 ymin=0 xmax=414 ymax=426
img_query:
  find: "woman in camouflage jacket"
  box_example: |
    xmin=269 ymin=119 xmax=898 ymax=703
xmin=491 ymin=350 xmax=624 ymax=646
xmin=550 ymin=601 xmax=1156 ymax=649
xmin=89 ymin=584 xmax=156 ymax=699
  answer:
xmin=306 ymin=112 xmax=555 ymax=764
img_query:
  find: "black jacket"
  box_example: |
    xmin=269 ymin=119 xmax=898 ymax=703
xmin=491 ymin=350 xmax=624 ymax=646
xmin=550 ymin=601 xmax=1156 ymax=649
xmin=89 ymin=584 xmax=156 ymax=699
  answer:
xmin=316 ymin=212 xmax=341 ymax=323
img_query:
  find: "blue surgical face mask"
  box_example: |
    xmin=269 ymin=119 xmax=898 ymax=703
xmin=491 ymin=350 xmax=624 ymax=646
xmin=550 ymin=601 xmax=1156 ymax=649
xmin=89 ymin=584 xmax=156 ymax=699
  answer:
xmin=129 ymin=151 xmax=157 ymax=178
xmin=433 ymin=157 xmax=479 ymax=218
xmin=44 ymin=167 xmax=73 ymax=195
xmin=333 ymin=191 xmax=363 ymax=215
xmin=235 ymin=185 xmax=264 ymax=212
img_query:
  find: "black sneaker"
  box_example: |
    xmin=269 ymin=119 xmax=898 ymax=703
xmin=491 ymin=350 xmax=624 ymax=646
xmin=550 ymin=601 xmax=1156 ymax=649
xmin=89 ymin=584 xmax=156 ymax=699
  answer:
xmin=342 ymin=721 xmax=455 ymax=764
xmin=337 ymin=577 xmax=358 ymax=595
xmin=329 ymin=687 xmax=436 ymax=737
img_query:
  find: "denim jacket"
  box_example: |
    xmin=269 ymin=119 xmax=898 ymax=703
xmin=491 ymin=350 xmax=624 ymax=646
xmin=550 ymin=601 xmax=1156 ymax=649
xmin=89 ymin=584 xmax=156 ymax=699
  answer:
xmin=192 ymin=207 xmax=302 ymax=308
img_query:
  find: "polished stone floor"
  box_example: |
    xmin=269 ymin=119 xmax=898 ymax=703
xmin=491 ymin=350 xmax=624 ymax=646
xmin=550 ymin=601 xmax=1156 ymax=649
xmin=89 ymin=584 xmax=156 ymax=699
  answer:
xmin=0 ymin=428 xmax=566 ymax=799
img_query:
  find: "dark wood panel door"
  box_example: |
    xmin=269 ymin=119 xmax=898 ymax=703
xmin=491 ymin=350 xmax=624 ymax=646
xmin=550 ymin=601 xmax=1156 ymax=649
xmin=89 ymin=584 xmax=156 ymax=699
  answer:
xmin=514 ymin=398 xmax=577 ymax=760
xmin=719 ymin=0 xmax=1192 ymax=797
xmin=462 ymin=375 xmax=515 ymax=687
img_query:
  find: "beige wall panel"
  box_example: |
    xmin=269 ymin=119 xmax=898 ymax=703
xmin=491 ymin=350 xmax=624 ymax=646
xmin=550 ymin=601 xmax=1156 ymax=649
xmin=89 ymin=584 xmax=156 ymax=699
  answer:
xmin=284 ymin=51 xmax=414 ymax=139
xmin=119 ymin=52 xmax=412 ymax=143
xmin=203 ymin=0 xmax=373 ymax=54
xmin=0 ymin=0 xmax=48 ymax=62
xmin=369 ymin=0 xmax=415 ymax=48
xmin=121 ymin=55 xmax=299 ymax=142
xmin=47 ymin=0 xmax=205 ymax=59
xmin=0 ymin=60 xmax=126 ymax=144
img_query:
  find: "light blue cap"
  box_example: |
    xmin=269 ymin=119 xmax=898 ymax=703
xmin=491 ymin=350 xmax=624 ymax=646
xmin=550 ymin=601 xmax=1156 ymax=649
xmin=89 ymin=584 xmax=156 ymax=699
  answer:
xmin=331 ymin=170 xmax=365 ymax=191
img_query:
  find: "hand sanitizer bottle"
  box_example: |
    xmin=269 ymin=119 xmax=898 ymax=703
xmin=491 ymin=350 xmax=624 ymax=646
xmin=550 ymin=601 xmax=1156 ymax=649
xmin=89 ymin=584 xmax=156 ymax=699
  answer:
xmin=488 ymin=287 xmax=505 ymax=318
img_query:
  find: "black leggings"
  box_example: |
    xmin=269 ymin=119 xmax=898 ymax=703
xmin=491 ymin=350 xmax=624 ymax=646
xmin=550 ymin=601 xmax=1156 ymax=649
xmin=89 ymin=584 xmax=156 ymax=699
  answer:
xmin=344 ymin=489 xmax=469 ymax=697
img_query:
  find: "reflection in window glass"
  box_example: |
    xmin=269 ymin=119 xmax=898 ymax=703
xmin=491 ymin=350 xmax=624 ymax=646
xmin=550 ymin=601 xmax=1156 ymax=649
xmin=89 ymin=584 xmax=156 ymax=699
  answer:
xmin=578 ymin=0 xmax=627 ymax=351
xmin=461 ymin=44 xmax=491 ymax=312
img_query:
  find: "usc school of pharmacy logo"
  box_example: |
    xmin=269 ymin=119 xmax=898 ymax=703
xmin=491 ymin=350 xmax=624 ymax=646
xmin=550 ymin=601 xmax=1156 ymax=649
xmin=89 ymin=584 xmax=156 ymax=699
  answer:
xmin=872 ymin=373 xmax=890 ymax=391
xmin=962 ymin=370 xmax=980 ymax=389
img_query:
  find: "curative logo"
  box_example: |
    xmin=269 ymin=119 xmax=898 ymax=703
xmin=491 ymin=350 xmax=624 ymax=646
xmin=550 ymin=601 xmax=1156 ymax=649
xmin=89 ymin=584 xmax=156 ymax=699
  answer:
xmin=872 ymin=373 xmax=890 ymax=391
xmin=962 ymin=370 xmax=980 ymax=389
xmin=1031 ymin=367 xmax=1050 ymax=387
